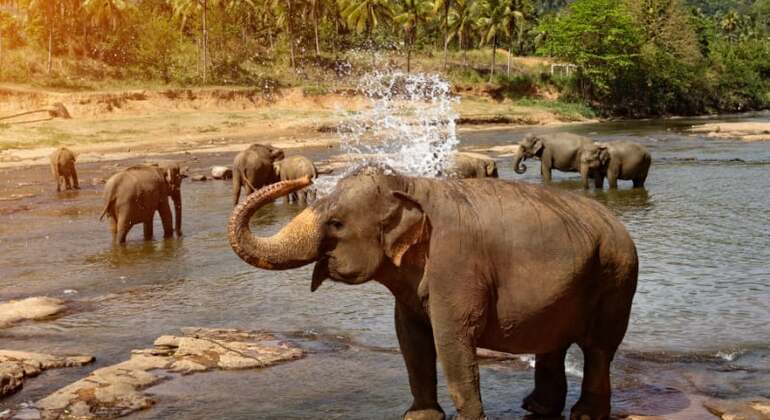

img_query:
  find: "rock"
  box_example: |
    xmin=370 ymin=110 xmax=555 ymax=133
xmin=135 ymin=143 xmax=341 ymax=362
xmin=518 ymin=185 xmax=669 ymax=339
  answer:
xmin=33 ymin=328 xmax=302 ymax=419
xmin=210 ymin=166 xmax=232 ymax=180
xmin=0 ymin=350 xmax=94 ymax=398
xmin=703 ymin=398 xmax=770 ymax=420
xmin=0 ymin=297 xmax=66 ymax=329
xmin=91 ymin=177 xmax=106 ymax=185
xmin=190 ymin=175 xmax=207 ymax=182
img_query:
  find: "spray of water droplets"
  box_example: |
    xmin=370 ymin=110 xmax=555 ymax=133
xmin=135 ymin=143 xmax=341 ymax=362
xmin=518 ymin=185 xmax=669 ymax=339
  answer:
xmin=315 ymin=71 xmax=459 ymax=195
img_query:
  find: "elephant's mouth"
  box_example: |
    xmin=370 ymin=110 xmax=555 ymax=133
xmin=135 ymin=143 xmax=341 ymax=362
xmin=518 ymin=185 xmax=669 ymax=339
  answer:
xmin=311 ymin=256 xmax=369 ymax=291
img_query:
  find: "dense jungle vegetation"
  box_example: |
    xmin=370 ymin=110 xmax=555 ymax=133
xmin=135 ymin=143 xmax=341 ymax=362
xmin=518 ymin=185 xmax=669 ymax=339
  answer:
xmin=0 ymin=0 xmax=768 ymax=116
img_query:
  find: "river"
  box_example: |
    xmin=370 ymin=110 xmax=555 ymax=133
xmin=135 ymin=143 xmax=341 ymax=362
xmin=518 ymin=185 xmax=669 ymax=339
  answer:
xmin=1 ymin=113 xmax=769 ymax=419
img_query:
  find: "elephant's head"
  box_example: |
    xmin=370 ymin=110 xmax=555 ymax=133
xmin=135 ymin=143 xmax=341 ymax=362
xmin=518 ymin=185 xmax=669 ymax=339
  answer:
xmin=512 ymin=134 xmax=545 ymax=174
xmin=484 ymin=160 xmax=499 ymax=178
xmin=250 ymin=143 xmax=285 ymax=162
xmin=228 ymin=167 xmax=430 ymax=291
xmin=579 ymin=142 xmax=610 ymax=171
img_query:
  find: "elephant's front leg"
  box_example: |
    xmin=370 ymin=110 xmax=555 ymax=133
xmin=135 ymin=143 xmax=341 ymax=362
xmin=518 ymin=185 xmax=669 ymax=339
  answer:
xmin=430 ymin=303 xmax=485 ymax=420
xmin=540 ymin=152 xmax=553 ymax=182
xmin=158 ymin=200 xmax=174 ymax=239
xmin=395 ymin=304 xmax=444 ymax=420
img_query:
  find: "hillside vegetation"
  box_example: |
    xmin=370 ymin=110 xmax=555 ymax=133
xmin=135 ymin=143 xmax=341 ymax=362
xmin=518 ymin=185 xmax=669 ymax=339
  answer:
xmin=0 ymin=0 xmax=768 ymax=117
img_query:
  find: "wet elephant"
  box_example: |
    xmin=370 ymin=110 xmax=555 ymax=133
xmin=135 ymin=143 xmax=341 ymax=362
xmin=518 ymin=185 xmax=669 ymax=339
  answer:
xmin=448 ymin=152 xmax=499 ymax=179
xmin=232 ymin=144 xmax=285 ymax=206
xmin=50 ymin=147 xmax=79 ymax=192
xmin=100 ymin=162 xmax=183 ymax=244
xmin=228 ymin=167 xmax=638 ymax=420
xmin=512 ymin=133 xmax=594 ymax=182
xmin=579 ymin=141 xmax=652 ymax=189
xmin=274 ymin=155 xmax=318 ymax=204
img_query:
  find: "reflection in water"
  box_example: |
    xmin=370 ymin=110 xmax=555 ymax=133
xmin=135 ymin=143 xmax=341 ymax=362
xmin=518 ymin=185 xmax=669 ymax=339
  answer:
xmin=593 ymin=188 xmax=652 ymax=213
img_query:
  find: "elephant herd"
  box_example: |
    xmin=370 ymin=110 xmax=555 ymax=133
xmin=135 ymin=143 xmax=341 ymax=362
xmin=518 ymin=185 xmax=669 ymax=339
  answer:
xmin=46 ymin=131 xmax=647 ymax=420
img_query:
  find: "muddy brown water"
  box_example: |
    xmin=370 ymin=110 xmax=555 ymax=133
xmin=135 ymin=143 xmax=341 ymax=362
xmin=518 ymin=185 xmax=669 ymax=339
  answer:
xmin=1 ymin=113 xmax=769 ymax=419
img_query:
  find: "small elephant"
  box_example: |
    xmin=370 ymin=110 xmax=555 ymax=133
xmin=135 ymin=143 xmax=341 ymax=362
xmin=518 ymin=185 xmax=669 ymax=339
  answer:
xmin=100 ymin=162 xmax=183 ymax=244
xmin=448 ymin=152 xmax=499 ymax=179
xmin=579 ymin=141 xmax=651 ymax=189
xmin=232 ymin=144 xmax=285 ymax=206
xmin=512 ymin=133 xmax=594 ymax=182
xmin=50 ymin=147 xmax=79 ymax=192
xmin=229 ymin=167 xmax=638 ymax=420
xmin=274 ymin=155 xmax=318 ymax=204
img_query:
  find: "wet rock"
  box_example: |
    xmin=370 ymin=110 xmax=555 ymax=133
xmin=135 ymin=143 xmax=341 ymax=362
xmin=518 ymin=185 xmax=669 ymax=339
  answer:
xmin=210 ymin=166 xmax=232 ymax=180
xmin=703 ymin=398 xmax=770 ymax=420
xmin=0 ymin=350 xmax=94 ymax=398
xmin=91 ymin=177 xmax=106 ymax=185
xmin=33 ymin=328 xmax=302 ymax=419
xmin=690 ymin=122 xmax=770 ymax=142
xmin=190 ymin=175 xmax=207 ymax=182
xmin=0 ymin=297 xmax=66 ymax=329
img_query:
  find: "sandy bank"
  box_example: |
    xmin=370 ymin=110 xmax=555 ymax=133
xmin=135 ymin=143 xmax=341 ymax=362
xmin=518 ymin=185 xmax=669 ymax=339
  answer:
xmin=0 ymin=297 xmax=66 ymax=328
xmin=689 ymin=122 xmax=770 ymax=141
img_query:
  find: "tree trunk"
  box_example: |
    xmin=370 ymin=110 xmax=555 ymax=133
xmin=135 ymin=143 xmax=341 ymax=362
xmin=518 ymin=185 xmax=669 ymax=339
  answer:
xmin=406 ymin=32 xmax=412 ymax=73
xmin=442 ymin=0 xmax=451 ymax=70
xmin=489 ymin=34 xmax=497 ymax=81
xmin=0 ymin=27 xmax=4 ymax=78
xmin=507 ymin=45 xmax=511 ymax=76
xmin=461 ymin=32 xmax=467 ymax=68
xmin=202 ymin=0 xmax=208 ymax=84
xmin=312 ymin=1 xmax=320 ymax=56
xmin=47 ymin=25 xmax=53 ymax=74
xmin=286 ymin=0 xmax=296 ymax=71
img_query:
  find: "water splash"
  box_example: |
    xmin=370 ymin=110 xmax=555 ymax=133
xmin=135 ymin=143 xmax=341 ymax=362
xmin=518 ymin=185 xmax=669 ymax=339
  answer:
xmin=315 ymin=71 xmax=459 ymax=195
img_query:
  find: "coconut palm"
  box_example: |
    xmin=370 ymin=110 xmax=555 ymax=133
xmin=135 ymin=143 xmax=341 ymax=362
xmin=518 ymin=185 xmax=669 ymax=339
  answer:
xmin=27 ymin=0 xmax=57 ymax=73
xmin=171 ymin=0 xmax=223 ymax=83
xmin=447 ymin=0 xmax=477 ymax=67
xmin=395 ymin=0 xmax=431 ymax=72
xmin=83 ymin=0 xmax=129 ymax=30
xmin=477 ymin=0 xmax=513 ymax=80
xmin=340 ymin=0 xmax=394 ymax=64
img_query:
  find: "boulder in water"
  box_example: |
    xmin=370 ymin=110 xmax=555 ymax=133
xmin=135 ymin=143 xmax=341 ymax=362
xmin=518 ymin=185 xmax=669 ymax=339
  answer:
xmin=0 ymin=351 xmax=93 ymax=398
xmin=191 ymin=174 xmax=208 ymax=182
xmin=0 ymin=297 xmax=66 ymax=329
xmin=211 ymin=166 xmax=232 ymax=180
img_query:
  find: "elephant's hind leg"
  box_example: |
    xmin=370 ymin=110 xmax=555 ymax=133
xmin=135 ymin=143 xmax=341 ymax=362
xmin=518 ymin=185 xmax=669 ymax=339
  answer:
xmin=116 ymin=215 xmax=131 ymax=244
xmin=571 ymin=346 xmax=613 ymax=420
xmin=158 ymin=201 xmax=174 ymax=239
xmin=522 ymin=345 xmax=569 ymax=417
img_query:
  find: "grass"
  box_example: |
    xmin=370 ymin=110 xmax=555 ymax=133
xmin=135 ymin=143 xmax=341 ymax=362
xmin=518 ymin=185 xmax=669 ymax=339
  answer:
xmin=514 ymin=98 xmax=597 ymax=121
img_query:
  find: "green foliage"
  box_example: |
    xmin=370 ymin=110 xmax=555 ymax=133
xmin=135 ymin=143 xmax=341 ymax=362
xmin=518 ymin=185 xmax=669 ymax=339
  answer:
xmin=515 ymin=97 xmax=597 ymax=119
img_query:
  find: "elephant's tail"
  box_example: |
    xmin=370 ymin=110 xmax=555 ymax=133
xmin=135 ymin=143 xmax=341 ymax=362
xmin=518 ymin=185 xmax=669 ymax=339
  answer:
xmin=240 ymin=168 xmax=257 ymax=191
xmin=99 ymin=191 xmax=115 ymax=222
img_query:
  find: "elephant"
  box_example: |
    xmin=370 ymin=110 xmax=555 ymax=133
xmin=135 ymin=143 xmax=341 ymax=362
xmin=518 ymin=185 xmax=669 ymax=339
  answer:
xmin=232 ymin=143 xmax=285 ymax=206
xmin=579 ymin=141 xmax=652 ymax=189
xmin=50 ymin=147 xmax=79 ymax=192
xmin=448 ymin=152 xmax=499 ymax=179
xmin=512 ymin=133 xmax=594 ymax=182
xmin=100 ymin=161 xmax=183 ymax=244
xmin=273 ymin=155 xmax=318 ymax=204
xmin=228 ymin=167 xmax=638 ymax=420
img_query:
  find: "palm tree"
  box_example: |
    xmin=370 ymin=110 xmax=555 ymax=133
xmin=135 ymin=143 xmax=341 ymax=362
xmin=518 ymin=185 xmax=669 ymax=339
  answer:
xmin=171 ymin=0 xmax=221 ymax=83
xmin=340 ymin=0 xmax=394 ymax=65
xmin=477 ymin=0 xmax=512 ymax=80
xmin=447 ymin=0 xmax=477 ymax=67
xmin=395 ymin=0 xmax=431 ymax=72
xmin=720 ymin=10 xmax=739 ymax=42
xmin=83 ymin=0 xmax=128 ymax=30
xmin=27 ymin=0 xmax=57 ymax=74
xmin=433 ymin=0 xmax=451 ymax=70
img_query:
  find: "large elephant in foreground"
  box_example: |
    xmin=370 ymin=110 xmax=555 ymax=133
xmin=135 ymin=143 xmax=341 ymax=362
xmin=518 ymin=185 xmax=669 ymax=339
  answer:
xmin=100 ymin=162 xmax=183 ymax=244
xmin=448 ymin=152 xmax=498 ymax=179
xmin=228 ymin=168 xmax=638 ymax=420
xmin=512 ymin=133 xmax=593 ymax=181
xmin=50 ymin=147 xmax=79 ymax=192
xmin=579 ymin=141 xmax=652 ymax=189
xmin=232 ymin=143 xmax=285 ymax=206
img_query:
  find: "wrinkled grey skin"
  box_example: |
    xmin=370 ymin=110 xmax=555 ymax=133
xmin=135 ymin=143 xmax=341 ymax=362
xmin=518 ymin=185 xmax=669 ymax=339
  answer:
xmin=50 ymin=147 xmax=79 ymax=192
xmin=232 ymin=144 xmax=285 ymax=206
xmin=448 ymin=152 xmax=499 ymax=179
xmin=100 ymin=162 xmax=183 ymax=244
xmin=512 ymin=133 xmax=594 ymax=181
xmin=274 ymin=155 xmax=318 ymax=204
xmin=228 ymin=167 xmax=638 ymax=420
xmin=579 ymin=141 xmax=652 ymax=189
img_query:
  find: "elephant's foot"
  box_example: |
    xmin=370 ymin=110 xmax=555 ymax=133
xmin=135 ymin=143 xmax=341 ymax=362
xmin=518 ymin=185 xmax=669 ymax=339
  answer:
xmin=522 ymin=389 xmax=564 ymax=417
xmin=569 ymin=394 xmax=609 ymax=420
xmin=403 ymin=408 xmax=444 ymax=420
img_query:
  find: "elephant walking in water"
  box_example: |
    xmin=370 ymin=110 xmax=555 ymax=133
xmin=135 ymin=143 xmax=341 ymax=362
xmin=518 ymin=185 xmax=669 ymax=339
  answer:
xmin=579 ymin=141 xmax=652 ymax=189
xmin=274 ymin=155 xmax=318 ymax=204
xmin=232 ymin=144 xmax=285 ymax=206
xmin=50 ymin=147 xmax=79 ymax=192
xmin=512 ymin=133 xmax=593 ymax=182
xmin=100 ymin=162 xmax=183 ymax=244
xmin=228 ymin=167 xmax=638 ymax=420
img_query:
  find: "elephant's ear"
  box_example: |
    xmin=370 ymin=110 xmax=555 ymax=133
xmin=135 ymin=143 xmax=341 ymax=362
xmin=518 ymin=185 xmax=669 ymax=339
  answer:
xmin=598 ymin=144 xmax=611 ymax=166
xmin=532 ymin=138 xmax=545 ymax=156
xmin=383 ymin=192 xmax=431 ymax=267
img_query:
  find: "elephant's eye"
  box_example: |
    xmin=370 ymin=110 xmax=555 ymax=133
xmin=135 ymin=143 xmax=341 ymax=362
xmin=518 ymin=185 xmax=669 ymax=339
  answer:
xmin=327 ymin=219 xmax=344 ymax=230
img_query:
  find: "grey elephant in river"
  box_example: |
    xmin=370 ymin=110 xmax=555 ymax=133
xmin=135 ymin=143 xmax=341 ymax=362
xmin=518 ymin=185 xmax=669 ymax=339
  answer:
xmin=50 ymin=147 xmax=79 ymax=192
xmin=232 ymin=143 xmax=285 ymax=206
xmin=512 ymin=133 xmax=594 ymax=181
xmin=100 ymin=161 xmax=183 ymax=244
xmin=228 ymin=167 xmax=638 ymax=420
xmin=274 ymin=155 xmax=318 ymax=204
xmin=448 ymin=152 xmax=499 ymax=179
xmin=579 ymin=141 xmax=651 ymax=189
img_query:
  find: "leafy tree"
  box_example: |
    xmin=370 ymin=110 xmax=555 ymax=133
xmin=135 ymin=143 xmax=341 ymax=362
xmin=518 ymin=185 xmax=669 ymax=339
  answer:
xmin=447 ymin=0 xmax=477 ymax=66
xmin=477 ymin=0 xmax=513 ymax=80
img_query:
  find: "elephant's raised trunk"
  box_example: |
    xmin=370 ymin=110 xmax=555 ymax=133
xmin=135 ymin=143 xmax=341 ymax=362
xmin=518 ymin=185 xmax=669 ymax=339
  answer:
xmin=512 ymin=150 xmax=528 ymax=174
xmin=228 ymin=176 xmax=321 ymax=270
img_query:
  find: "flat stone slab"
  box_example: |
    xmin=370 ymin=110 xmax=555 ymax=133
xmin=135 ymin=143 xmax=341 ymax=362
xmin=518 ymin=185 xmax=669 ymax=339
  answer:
xmin=0 ymin=350 xmax=94 ymax=398
xmin=26 ymin=328 xmax=302 ymax=419
xmin=690 ymin=122 xmax=770 ymax=142
xmin=0 ymin=298 xmax=66 ymax=329
xmin=703 ymin=398 xmax=770 ymax=420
